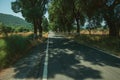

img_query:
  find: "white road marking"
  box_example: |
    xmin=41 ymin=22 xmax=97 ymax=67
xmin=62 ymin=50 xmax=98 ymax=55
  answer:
xmin=42 ymin=34 xmax=49 ymax=80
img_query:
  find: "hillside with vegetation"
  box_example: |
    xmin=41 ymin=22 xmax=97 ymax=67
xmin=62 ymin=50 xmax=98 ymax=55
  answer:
xmin=0 ymin=13 xmax=32 ymax=28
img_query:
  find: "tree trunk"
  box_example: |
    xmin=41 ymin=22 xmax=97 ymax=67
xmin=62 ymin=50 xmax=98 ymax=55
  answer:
xmin=67 ymin=26 xmax=71 ymax=34
xmin=63 ymin=26 xmax=66 ymax=33
xmin=38 ymin=26 xmax=42 ymax=37
xmin=104 ymin=13 xmax=119 ymax=37
xmin=108 ymin=21 xmax=119 ymax=37
xmin=33 ymin=19 xmax=37 ymax=39
xmin=38 ymin=19 xmax=42 ymax=37
xmin=76 ymin=18 xmax=80 ymax=35
xmin=88 ymin=29 xmax=92 ymax=35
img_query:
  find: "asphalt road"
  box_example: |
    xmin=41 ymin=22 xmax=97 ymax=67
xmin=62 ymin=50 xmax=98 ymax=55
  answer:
xmin=0 ymin=32 xmax=120 ymax=80
xmin=47 ymin=32 xmax=120 ymax=80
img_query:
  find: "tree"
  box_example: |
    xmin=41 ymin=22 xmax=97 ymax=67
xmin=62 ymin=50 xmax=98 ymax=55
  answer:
xmin=42 ymin=17 xmax=49 ymax=32
xmin=48 ymin=0 xmax=75 ymax=33
xmin=72 ymin=0 xmax=85 ymax=34
xmin=11 ymin=0 xmax=48 ymax=38
xmin=48 ymin=0 xmax=120 ymax=37
xmin=0 ymin=22 xmax=12 ymax=37
xmin=82 ymin=0 xmax=120 ymax=37
xmin=48 ymin=0 xmax=87 ymax=34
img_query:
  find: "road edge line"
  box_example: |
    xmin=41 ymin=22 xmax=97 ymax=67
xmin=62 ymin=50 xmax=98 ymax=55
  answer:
xmin=42 ymin=33 xmax=49 ymax=80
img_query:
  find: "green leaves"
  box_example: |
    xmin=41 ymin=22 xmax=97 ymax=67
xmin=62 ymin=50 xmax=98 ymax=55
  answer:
xmin=11 ymin=0 xmax=48 ymax=22
xmin=0 ymin=35 xmax=31 ymax=69
xmin=42 ymin=17 xmax=49 ymax=32
xmin=11 ymin=0 xmax=48 ymax=37
xmin=48 ymin=0 xmax=75 ymax=32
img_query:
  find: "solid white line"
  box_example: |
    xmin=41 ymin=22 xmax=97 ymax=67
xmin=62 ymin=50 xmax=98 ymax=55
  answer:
xmin=42 ymin=34 xmax=49 ymax=80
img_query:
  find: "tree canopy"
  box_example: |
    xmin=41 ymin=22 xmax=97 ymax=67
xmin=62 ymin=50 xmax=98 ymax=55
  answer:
xmin=11 ymin=0 xmax=48 ymax=38
xmin=11 ymin=0 xmax=120 ymax=37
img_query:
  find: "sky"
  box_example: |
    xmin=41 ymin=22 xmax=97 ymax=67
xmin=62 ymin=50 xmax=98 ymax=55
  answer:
xmin=0 ymin=0 xmax=24 ymax=19
xmin=0 ymin=0 xmax=48 ymax=19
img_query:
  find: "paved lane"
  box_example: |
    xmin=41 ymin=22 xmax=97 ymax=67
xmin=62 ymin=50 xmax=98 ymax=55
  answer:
xmin=48 ymin=32 xmax=120 ymax=80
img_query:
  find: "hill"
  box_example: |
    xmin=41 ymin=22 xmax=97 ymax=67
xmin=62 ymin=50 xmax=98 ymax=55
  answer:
xmin=0 ymin=13 xmax=32 ymax=28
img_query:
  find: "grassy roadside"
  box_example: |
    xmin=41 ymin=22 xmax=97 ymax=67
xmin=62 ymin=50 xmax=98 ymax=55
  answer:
xmin=0 ymin=32 xmax=48 ymax=71
xmin=66 ymin=34 xmax=120 ymax=57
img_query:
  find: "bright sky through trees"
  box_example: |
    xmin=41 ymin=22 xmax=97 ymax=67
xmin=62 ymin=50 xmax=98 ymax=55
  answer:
xmin=0 ymin=0 xmax=48 ymax=19
xmin=0 ymin=0 xmax=23 ymax=19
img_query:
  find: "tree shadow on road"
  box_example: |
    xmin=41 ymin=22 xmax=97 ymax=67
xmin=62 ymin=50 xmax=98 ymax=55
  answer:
xmin=50 ymin=37 xmax=120 ymax=68
xmin=48 ymin=48 xmax=102 ymax=80
xmin=48 ymin=38 xmax=102 ymax=80
xmin=10 ymin=42 xmax=47 ymax=80
xmin=4 ymin=37 xmax=120 ymax=80
xmin=47 ymin=37 xmax=120 ymax=80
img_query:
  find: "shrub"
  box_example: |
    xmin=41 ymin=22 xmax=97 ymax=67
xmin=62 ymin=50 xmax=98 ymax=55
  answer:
xmin=0 ymin=35 xmax=31 ymax=70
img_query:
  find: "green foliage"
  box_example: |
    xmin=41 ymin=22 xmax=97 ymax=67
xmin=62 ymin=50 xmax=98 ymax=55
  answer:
xmin=42 ymin=17 xmax=49 ymax=32
xmin=0 ymin=39 xmax=7 ymax=50
xmin=0 ymin=13 xmax=31 ymax=27
xmin=0 ymin=50 xmax=7 ymax=68
xmin=11 ymin=0 xmax=48 ymax=37
xmin=0 ymin=13 xmax=32 ymax=33
xmin=0 ymin=35 xmax=31 ymax=69
xmin=48 ymin=0 xmax=74 ymax=32
xmin=48 ymin=0 xmax=120 ymax=36
xmin=5 ymin=35 xmax=29 ymax=54
xmin=0 ymin=39 xmax=7 ymax=68
xmin=14 ymin=26 xmax=30 ymax=32
xmin=81 ymin=0 xmax=120 ymax=36
xmin=0 ymin=22 xmax=10 ymax=37
xmin=0 ymin=22 xmax=31 ymax=37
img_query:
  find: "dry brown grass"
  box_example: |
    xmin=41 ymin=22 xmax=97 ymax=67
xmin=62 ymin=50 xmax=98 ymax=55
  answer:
xmin=14 ymin=32 xmax=33 ymax=36
xmin=64 ymin=31 xmax=120 ymax=57
xmin=0 ymin=32 xmax=48 ymax=38
xmin=80 ymin=30 xmax=109 ymax=35
xmin=0 ymin=32 xmax=33 ymax=39
xmin=76 ymin=35 xmax=120 ymax=56
xmin=0 ymin=32 xmax=48 ymax=56
xmin=29 ymin=32 xmax=48 ymax=47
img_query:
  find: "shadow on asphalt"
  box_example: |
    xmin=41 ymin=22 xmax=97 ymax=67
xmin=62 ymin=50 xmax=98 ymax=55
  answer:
xmin=50 ymin=37 xmax=120 ymax=67
xmin=48 ymin=37 xmax=120 ymax=80
xmin=11 ymin=42 xmax=47 ymax=79
xmin=8 ymin=36 xmax=120 ymax=80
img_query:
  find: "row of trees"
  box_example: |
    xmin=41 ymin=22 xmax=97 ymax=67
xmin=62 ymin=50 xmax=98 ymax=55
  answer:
xmin=0 ymin=16 xmax=49 ymax=37
xmin=0 ymin=22 xmax=32 ymax=37
xmin=11 ymin=0 xmax=48 ymax=38
xmin=48 ymin=0 xmax=120 ymax=37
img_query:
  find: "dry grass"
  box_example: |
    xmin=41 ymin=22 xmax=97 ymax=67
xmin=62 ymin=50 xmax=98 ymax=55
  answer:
xmin=14 ymin=32 xmax=33 ymax=36
xmin=75 ymin=35 xmax=120 ymax=57
xmin=80 ymin=30 xmax=109 ymax=35
xmin=29 ymin=32 xmax=48 ymax=47
xmin=65 ymin=31 xmax=120 ymax=57
xmin=0 ymin=32 xmax=33 ymax=38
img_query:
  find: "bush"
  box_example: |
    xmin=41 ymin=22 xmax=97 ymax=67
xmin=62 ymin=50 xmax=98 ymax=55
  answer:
xmin=0 ymin=50 xmax=7 ymax=68
xmin=0 ymin=35 xmax=31 ymax=70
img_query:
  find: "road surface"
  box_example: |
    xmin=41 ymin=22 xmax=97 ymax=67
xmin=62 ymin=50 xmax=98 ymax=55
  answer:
xmin=0 ymin=32 xmax=120 ymax=80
